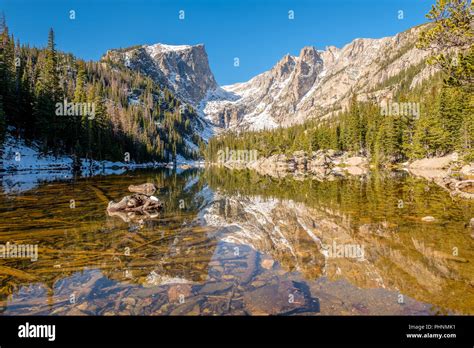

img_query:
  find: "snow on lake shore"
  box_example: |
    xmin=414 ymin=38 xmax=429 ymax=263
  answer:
xmin=0 ymin=132 xmax=202 ymax=193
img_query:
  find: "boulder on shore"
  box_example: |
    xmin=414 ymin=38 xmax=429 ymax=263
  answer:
xmin=292 ymin=151 xmax=308 ymax=171
xmin=409 ymin=154 xmax=457 ymax=170
xmin=460 ymin=164 xmax=474 ymax=179
xmin=344 ymin=156 xmax=368 ymax=167
xmin=308 ymin=150 xmax=334 ymax=170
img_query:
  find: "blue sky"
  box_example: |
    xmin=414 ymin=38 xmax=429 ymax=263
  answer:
xmin=2 ymin=0 xmax=432 ymax=85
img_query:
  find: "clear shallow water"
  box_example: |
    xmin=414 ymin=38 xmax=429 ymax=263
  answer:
xmin=0 ymin=167 xmax=473 ymax=315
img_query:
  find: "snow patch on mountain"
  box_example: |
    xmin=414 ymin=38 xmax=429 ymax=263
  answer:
xmin=145 ymin=43 xmax=193 ymax=55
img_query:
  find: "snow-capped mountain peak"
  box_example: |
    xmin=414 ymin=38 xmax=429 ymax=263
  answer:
xmin=103 ymin=42 xmax=217 ymax=106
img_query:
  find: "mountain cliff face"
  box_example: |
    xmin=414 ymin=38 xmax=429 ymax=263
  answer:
xmin=103 ymin=43 xmax=218 ymax=106
xmin=104 ymin=25 xmax=436 ymax=134
xmin=201 ymin=25 xmax=436 ymax=130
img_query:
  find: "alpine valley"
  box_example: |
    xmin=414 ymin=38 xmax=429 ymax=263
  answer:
xmin=1 ymin=17 xmax=472 ymax=169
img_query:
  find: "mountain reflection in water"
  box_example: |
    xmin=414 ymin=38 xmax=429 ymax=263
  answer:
xmin=0 ymin=167 xmax=473 ymax=315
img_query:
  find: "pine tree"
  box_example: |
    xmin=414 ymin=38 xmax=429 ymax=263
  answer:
xmin=74 ymin=61 xmax=87 ymax=103
xmin=44 ymin=28 xmax=61 ymax=100
xmin=417 ymin=0 xmax=473 ymax=88
xmin=0 ymin=14 xmax=16 ymax=121
xmin=0 ymin=95 xmax=5 ymax=138
xmin=34 ymin=28 xmax=62 ymax=149
xmin=412 ymin=108 xmax=446 ymax=158
xmin=0 ymin=14 xmax=6 ymax=136
xmin=439 ymin=85 xmax=463 ymax=151
xmin=458 ymin=87 xmax=474 ymax=159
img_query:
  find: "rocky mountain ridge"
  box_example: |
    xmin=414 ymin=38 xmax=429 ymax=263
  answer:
xmin=201 ymin=25 xmax=436 ymax=130
xmin=104 ymin=24 xmax=436 ymax=134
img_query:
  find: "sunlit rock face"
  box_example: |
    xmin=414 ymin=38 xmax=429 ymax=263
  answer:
xmin=103 ymin=43 xmax=218 ymax=106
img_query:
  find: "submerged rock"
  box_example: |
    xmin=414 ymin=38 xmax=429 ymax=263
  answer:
xmin=455 ymin=180 xmax=474 ymax=193
xmin=421 ymin=216 xmax=435 ymax=222
xmin=409 ymin=165 xmax=474 ymax=200
xmin=243 ymin=280 xmax=319 ymax=315
xmin=168 ymin=284 xmax=193 ymax=303
xmin=260 ymin=258 xmax=275 ymax=270
xmin=444 ymin=179 xmax=474 ymax=200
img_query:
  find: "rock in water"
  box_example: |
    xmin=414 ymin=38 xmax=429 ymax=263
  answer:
xmin=460 ymin=164 xmax=474 ymax=179
xmin=260 ymin=258 xmax=274 ymax=270
xmin=421 ymin=216 xmax=435 ymax=222
xmin=243 ymin=280 xmax=319 ymax=315
xmin=107 ymin=196 xmax=131 ymax=212
xmin=107 ymin=188 xmax=163 ymax=223
xmin=168 ymin=284 xmax=193 ymax=303
xmin=128 ymin=183 xmax=157 ymax=196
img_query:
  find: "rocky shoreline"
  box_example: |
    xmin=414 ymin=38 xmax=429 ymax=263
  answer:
xmin=406 ymin=154 xmax=474 ymax=200
xmin=219 ymin=150 xmax=370 ymax=180
xmin=216 ymin=150 xmax=474 ymax=199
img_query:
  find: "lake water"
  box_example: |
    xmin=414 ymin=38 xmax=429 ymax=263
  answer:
xmin=0 ymin=167 xmax=473 ymax=315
